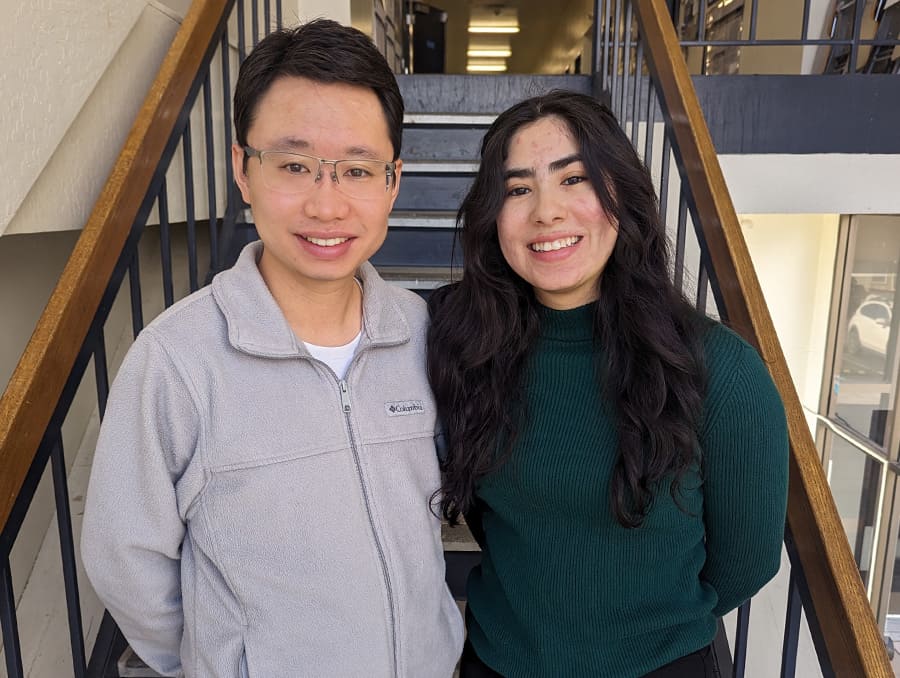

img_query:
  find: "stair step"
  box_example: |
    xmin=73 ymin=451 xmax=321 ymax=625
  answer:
xmin=402 ymin=160 xmax=479 ymax=174
xmin=389 ymin=211 xmax=457 ymax=229
xmin=404 ymin=113 xmax=496 ymax=126
xmin=394 ymin=174 xmax=472 ymax=212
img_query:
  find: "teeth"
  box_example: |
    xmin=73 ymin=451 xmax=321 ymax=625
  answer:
xmin=529 ymin=236 xmax=581 ymax=252
xmin=304 ymin=236 xmax=349 ymax=247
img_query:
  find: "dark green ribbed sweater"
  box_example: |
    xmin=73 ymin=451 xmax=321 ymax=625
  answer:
xmin=465 ymin=304 xmax=788 ymax=678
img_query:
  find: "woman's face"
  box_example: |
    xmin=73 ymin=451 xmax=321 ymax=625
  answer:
xmin=496 ymin=115 xmax=618 ymax=310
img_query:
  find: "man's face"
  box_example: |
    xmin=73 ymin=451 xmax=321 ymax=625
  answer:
xmin=232 ymin=76 xmax=401 ymax=294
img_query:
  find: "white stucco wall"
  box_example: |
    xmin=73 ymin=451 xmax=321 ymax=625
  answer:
xmin=5 ymin=5 xmax=185 ymax=236
xmin=1 ymin=0 xmax=144 ymax=235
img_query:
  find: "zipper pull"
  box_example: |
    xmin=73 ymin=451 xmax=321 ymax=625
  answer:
xmin=339 ymin=380 xmax=351 ymax=413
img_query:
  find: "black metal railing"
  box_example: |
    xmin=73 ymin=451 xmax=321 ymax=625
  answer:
xmin=594 ymin=0 xmax=892 ymax=676
xmin=0 ymin=2 xmax=282 ymax=676
xmin=668 ymin=0 xmax=900 ymax=74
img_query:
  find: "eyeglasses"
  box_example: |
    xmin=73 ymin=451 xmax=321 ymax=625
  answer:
xmin=243 ymin=146 xmax=397 ymax=200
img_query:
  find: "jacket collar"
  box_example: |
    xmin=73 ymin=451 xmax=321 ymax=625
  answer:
xmin=211 ymin=241 xmax=410 ymax=358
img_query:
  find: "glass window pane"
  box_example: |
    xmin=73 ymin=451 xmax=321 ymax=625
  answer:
xmin=827 ymin=434 xmax=883 ymax=586
xmin=833 ymin=215 xmax=900 ymax=448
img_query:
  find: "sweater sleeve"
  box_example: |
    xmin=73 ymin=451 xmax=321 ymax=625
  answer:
xmin=81 ymin=329 xmax=203 ymax=677
xmin=698 ymin=329 xmax=789 ymax=617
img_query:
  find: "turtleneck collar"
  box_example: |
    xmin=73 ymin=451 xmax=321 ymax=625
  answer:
xmin=538 ymin=302 xmax=596 ymax=342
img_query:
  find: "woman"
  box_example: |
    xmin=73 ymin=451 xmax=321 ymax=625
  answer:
xmin=427 ymin=91 xmax=788 ymax=677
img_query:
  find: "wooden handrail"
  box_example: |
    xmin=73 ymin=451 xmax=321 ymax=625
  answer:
xmin=633 ymin=0 xmax=892 ymax=674
xmin=0 ymin=0 xmax=231 ymax=534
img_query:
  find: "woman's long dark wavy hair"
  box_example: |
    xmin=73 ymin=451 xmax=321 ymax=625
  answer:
xmin=426 ymin=90 xmax=710 ymax=529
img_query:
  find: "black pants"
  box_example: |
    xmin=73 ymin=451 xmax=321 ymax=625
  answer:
xmin=459 ymin=639 xmax=720 ymax=678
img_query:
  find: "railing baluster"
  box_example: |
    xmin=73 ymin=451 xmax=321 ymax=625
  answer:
xmin=252 ymin=0 xmax=260 ymax=47
xmin=733 ymin=600 xmax=752 ymax=678
xmin=276 ymin=0 xmax=282 ymax=31
xmin=183 ymin=122 xmax=199 ymax=292
xmin=158 ymin=180 xmax=175 ymax=308
xmin=620 ymin=2 xmax=633 ymax=121
xmin=643 ymin=81 xmax=655 ymax=171
xmin=698 ymin=0 xmax=707 ymax=42
xmin=749 ymin=0 xmax=759 ymax=42
xmin=129 ymin=252 xmax=144 ymax=339
xmin=658 ymin=134 xmax=672 ymax=224
xmin=237 ymin=0 xmax=246 ymax=64
xmin=674 ymin=188 xmax=687 ymax=292
xmin=801 ymin=0 xmax=812 ymax=41
xmin=631 ymin=41 xmax=644 ymax=148
xmin=203 ymin=73 xmax=219 ymax=272
xmin=612 ymin=0 xmax=622 ymax=116
xmin=602 ymin=0 xmax=612 ymax=91
xmin=222 ymin=29 xmax=234 ymax=195
xmin=264 ymin=0 xmax=271 ymax=35
xmin=1 ymin=556 xmax=25 ymax=678
xmin=94 ymin=328 xmax=110 ymax=420
xmin=780 ymin=572 xmax=803 ymax=677
xmin=696 ymin=261 xmax=709 ymax=311
xmin=849 ymin=0 xmax=864 ymax=73
xmin=50 ymin=434 xmax=87 ymax=678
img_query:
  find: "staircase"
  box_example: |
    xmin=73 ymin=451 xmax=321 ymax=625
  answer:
xmin=0 ymin=0 xmax=894 ymax=676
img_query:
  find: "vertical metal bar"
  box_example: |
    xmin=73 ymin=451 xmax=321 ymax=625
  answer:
xmin=237 ymin=0 xmax=246 ymax=62
xmin=129 ymin=253 xmax=144 ymax=339
xmin=749 ymin=0 xmax=759 ymax=41
xmin=733 ymin=600 xmax=752 ymax=678
xmin=801 ymin=0 xmax=812 ymax=41
xmin=593 ymin=0 xmax=603 ymax=77
xmin=222 ymin=30 xmax=234 ymax=194
xmin=252 ymin=0 xmax=260 ymax=47
xmin=183 ymin=122 xmax=199 ymax=292
xmin=643 ymin=81 xmax=656 ymax=172
xmin=658 ymin=135 xmax=672 ymax=225
xmin=264 ymin=0 xmax=271 ymax=35
xmin=276 ymin=0 xmax=282 ymax=31
xmin=203 ymin=74 xmax=219 ymax=271
xmin=601 ymin=0 xmax=612 ymax=89
xmin=849 ymin=0 xmax=864 ymax=74
xmin=698 ymin=0 xmax=707 ymax=41
xmin=619 ymin=1 xmax=633 ymax=123
xmin=780 ymin=572 xmax=803 ymax=677
xmin=630 ymin=40 xmax=643 ymax=148
xmin=674 ymin=189 xmax=688 ymax=292
xmin=158 ymin=180 xmax=175 ymax=308
xmin=612 ymin=0 xmax=622 ymax=117
xmin=1 ymin=557 xmax=25 ymax=678
xmin=50 ymin=435 xmax=87 ymax=678
xmin=94 ymin=328 xmax=110 ymax=420
xmin=696 ymin=262 xmax=709 ymax=312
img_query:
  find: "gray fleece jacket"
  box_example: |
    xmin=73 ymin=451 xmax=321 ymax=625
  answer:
xmin=81 ymin=242 xmax=464 ymax=678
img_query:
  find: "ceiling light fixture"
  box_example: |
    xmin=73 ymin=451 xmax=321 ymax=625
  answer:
xmin=466 ymin=63 xmax=508 ymax=72
xmin=467 ymin=48 xmax=513 ymax=57
xmin=468 ymin=25 xmax=520 ymax=34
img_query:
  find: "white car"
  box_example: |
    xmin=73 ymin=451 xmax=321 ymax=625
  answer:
xmin=847 ymin=298 xmax=893 ymax=355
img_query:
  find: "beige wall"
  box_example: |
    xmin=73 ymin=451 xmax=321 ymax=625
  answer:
xmin=0 ymin=0 xmax=196 ymax=238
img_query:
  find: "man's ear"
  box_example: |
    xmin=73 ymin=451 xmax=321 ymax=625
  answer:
xmin=232 ymin=143 xmax=251 ymax=204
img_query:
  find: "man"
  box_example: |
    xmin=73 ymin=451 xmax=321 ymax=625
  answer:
xmin=82 ymin=19 xmax=463 ymax=678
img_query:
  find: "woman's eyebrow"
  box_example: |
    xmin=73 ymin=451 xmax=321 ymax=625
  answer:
xmin=504 ymin=154 xmax=583 ymax=180
xmin=548 ymin=154 xmax=582 ymax=173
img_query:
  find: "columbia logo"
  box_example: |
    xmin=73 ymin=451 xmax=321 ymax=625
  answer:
xmin=385 ymin=400 xmax=425 ymax=416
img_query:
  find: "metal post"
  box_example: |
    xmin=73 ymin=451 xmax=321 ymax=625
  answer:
xmin=51 ymin=435 xmax=87 ymax=678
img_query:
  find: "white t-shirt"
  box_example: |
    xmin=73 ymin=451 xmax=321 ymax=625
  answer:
xmin=304 ymin=332 xmax=362 ymax=379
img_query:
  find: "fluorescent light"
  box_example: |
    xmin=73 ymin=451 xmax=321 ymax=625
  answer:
xmin=467 ymin=63 xmax=508 ymax=72
xmin=467 ymin=48 xmax=512 ymax=57
xmin=468 ymin=25 xmax=520 ymax=34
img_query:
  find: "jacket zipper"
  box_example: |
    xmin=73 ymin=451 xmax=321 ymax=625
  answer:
xmin=339 ymin=378 xmax=399 ymax=677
